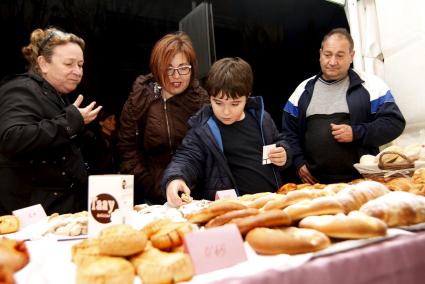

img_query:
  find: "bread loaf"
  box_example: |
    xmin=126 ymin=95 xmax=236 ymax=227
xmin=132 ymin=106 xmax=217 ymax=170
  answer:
xmin=98 ymin=224 xmax=147 ymax=257
xmin=283 ymin=196 xmax=344 ymax=221
xmin=245 ymin=227 xmax=330 ymax=255
xmin=205 ymin=208 xmax=259 ymax=228
xmin=335 ymin=181 xmax=389 ymax=213
xmin=230 ymin=210 xmax=291 ymax=235
xmin=76 ymin=256 xmax=135 ymax=284
xmin=385 ymin=177 xmax=425 ymax=196
xmin=360 ymin=191 xmax=425 ymax=227
xmin=263 ymin=189 xmax=332 ymax=211
xmin=185 ymin=200 xmax=247 ymax=224
xmin=299 ymin=211 xmax=387 ymax=239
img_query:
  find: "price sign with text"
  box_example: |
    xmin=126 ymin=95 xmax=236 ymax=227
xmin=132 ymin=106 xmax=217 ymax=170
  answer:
xmin=183 ymin=224 xmax=247 ymax=274
xmin=12 ymin=204 xmax=47 ymax=228
xmin=215 ymin=189 xmax=238 ymax=200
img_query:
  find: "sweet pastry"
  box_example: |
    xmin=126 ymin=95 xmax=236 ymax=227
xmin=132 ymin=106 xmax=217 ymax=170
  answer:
xmin=205 ymin=208 xmax=259 ymax=228
xmin=360 ymin=191 xmax=425 ymax=227
xmin=185 ymin=200 xmax=247 ymax=224
xmin=0 ymin=238 xmax=29 ymax=272
xmin=98 ymin=224 xmax=147 ymax=256
xmin=230 ymin=209 xmax=291 ymax=235
xmin=335 ymin=180 xmax=389 ymax=213
xmin=71 ymin=238 xmax=102 ymax=266
xmin=385 ymin=177 xmax=425 ymax=196
xmin=76 ymin=256 xmax=135 ymax=284
xmin=283 ymin=196 xmax=345 ymax=221
xmin=150 ymin=222 xmax=192 ymax=251
xmin=0 ymin=216 xmax=20 ymax=235
xmin=131 ymin=246 xmax=193 ymax=284
xmin=246 ymin=226 xmax=330 ymax=255
xmin=299 ymin=211 xmax=387 ymax=239
xmin=412 ymin=168 xmax=425 ymax=184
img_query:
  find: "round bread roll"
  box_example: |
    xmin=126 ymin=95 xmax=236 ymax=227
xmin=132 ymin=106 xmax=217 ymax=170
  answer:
xmin=0 ymin=264 xmax=14 ymax=284
xmin=359 ymin=154 xmax=376 ymax=165
xmin=299 ymin=211 xmax=387 ymax=239
xmin=246 ymin=227 xmax=330 ymax=255
xmin=0 ymin=215 xmax=20 ymax=235
xmin=71 ymin=238 xmax=101 ymax=266
xmin=0 ymin=238 xmax=29 ymax=272
xmin=76 ymin=256 xmax=135 ymax=284
xmin=98 ymin=224 xmax=147 ymax=257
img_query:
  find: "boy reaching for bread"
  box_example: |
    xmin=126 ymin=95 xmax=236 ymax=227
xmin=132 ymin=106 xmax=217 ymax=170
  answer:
xmin=161 ymin=57 xmax=291 ymax=207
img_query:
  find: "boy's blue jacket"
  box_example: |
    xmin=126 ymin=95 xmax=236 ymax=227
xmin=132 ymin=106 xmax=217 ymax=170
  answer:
xmin=161 ymin=96 xmax=291 ymax=200
xmin=282 ymin=69 xmax=406 ymax=171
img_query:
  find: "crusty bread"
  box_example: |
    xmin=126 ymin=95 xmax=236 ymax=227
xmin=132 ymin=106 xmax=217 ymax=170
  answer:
xmin=299 ymin=211 xmax=387 ymax=239
xmin=335 ymin=181 xmax=389 ymax=213
xmin=263 ymin=189 xmax=332 ymax=211
xmin=131 ymin=246 xmax=193 ymax=284
xmin=360 ymin=191 xmax=425 ymax=227
xmin=0 ymin=238 xmax=29 ymax=272
xmin=385 ymin=177 xmax=425 ymax=196
xmin=185 ymin=200 xmax=247 ymax=224
xmin=245 ymin=193 xmax=277 ymax=209
xmin=150 ymin=222 xmax=192 ymax=251
xmin=76 ymin=256 xmax=135 ymax=284
xmin=283 ymin=196 xmax=345 ymax=221
xmin=246 ymin=227 xmax=330 ymax=255
xmin=205 ymin=208 xmax=259 ymax=228
xmin=0 ymin=215 xmax=20 ymax=235
xmin=230 ymin=209 xmax=291 ymax=235
xmin=98 ymin=224 xmax=147 ymax=257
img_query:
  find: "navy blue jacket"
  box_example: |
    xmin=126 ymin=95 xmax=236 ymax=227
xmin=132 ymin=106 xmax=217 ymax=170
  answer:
xmin=282 ymin=69 xmax=406 ymax=170
xmin=161 ymin=96 xmax=291 ymax=200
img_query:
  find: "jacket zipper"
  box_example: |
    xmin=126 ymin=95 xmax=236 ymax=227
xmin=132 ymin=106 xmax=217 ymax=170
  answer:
xmin=163 ymin=98 xmax=173 ymax=154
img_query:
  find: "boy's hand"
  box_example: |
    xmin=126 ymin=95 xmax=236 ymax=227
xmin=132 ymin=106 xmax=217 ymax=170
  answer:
xmin=268 ymin=147 xmax=287 ymax=166
xmin=166 ymin=179 xmax=191 ymax=207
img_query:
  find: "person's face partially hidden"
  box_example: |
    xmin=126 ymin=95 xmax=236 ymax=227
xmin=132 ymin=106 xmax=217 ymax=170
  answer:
xmin=319 ymin=35 xmax=354 ymax=81
xmin=210 ymin=92 xmax=247 ymax=125
xmin=162 ymin=52 xmax=191 ymax=99
xmin=38 ymin=42 xmax=84 ymax=94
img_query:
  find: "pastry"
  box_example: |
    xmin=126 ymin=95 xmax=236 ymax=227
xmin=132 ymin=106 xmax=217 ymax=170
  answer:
xmin=299 ymin=211 xmax=387 ymax=239
xmin=150 ymin=222 xmax=192 ymax=251
xmin=71 ymin=238 xmax=102 ymax=266
xmin=98 ymin=224 xmax=147 ymax=256
xmin=0 ymin=216 xmax=19 ymax=235
xmin=230 ymin=209 xmax=291 ymax=235
xmin=76 ymin=256 xmax=135 ymax=284
xmin=283 ymin=196 xmax=345 ymax=221
xmin=205 ymin=208 xmax=259 ymax=228
xmin=246 ymin=226 xmax=330 ymax=255
xmin=386 ymin=177 xmax=425 ymax=196
xmin=263 ymin=189 xmax=332 ymax=211
xmin=185 ymin=200 xmax=247 ymax=224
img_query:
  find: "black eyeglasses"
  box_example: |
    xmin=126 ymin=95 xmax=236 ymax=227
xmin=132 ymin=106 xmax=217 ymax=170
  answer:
xmin=166 ymin=65 xmax=192 ymax=76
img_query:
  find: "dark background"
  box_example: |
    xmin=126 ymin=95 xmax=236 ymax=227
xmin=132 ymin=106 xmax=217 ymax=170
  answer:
xmin=0 ymin=0 xmax=348 ymax=129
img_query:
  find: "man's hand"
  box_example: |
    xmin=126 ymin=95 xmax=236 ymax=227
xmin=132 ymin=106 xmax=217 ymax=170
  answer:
xmin=331 ymin=123 xmax=353 ymax=142
xmin=269 ymin=147 xmax=287 ymax=166
xmin=73 ymin=94 xmax=102 ymax=125
xmin=166 ymin=179 xmax=191 ymax=208
xmin=297 ymin=165 xmax=319 ymax=184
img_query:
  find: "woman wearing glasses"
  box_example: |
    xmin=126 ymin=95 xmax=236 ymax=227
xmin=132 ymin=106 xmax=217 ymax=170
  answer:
xmin=118 ymin=31 xmax=208 ymax=205
xmin=0 ymin=27 xmax=102 ymax=215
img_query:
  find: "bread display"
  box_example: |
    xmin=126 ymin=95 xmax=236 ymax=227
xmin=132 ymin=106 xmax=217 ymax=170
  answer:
xmin=334 ymin=181 xmax=389 ymax=213
xmin=230 ymin=209 xmax=291 ymax=235
xmin=245 ymin=226 xmax=331 ymax=255
xmin=76 ymin=256 xmax=135 ymax=284
xmin=0 ymin=215 xmax=20 ymax=235
xmin=185 ymin=200 xmax=247 ymax=224
xmin=130 ymin=246 xmax=193 ymax=284
xmin=360 ymin=191 xmax=425 ymax=227
xmin=150 ymin=222 xmax=192 ymax=251
xmin=98 ymin=224 xmax=147 ymax=257
xmin=0 ymin=238 xmax=29 ymax=272
xmin=299 ymin=211 xmax=387 ymax=239
xmin=205 ymin=208 xmax=259 ymax=228
xmin=283 ymin=196 xmax=345 ymax=221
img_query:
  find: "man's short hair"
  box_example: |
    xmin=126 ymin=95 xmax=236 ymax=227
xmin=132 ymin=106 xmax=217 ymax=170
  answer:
xmin=321 ymin=28 xmax=354 ymax=51
xmin=206 ymin=57 xmax=253 ymax=99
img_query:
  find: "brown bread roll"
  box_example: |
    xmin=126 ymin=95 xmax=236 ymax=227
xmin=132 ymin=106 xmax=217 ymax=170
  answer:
xmin=0 ymin=216 xmax=20 ymax=235
xmin=230 ymin=209 xmax=291 ymax=235
xmin=185 ymin=200 xmax=247 ymax=224
xmin=205 ymin=208 xmax=259 ymax=228
xmin=283 ymin=196 xmax=345 ymax=221
xmin=246 ymin=226 xmax=330 ymax=255
xmin=98 ymin=224 xmax=147 ymax=257
xmin=263 ymin=189 xmax=332 ymax=211
xmin=299 ymin=211 xmax=387 ymax=239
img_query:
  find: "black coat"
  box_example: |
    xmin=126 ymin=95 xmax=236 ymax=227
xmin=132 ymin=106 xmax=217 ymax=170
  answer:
xmin=0 ymin=72 xmax=87 ymax=215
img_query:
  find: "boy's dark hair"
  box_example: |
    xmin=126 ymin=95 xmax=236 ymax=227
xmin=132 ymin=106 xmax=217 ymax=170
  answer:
xmin=205 ymin=57 xmax=253 ymax=99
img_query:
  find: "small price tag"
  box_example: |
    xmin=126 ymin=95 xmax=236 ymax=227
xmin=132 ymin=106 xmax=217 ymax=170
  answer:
xmin=215 ymin=189 xmax=238 ymax=200
xmin=12 ymin=204 xmax=47 ymax=228
xmin=262 ymin=144 xmax=276 ymax=164
xmin=184 ymin=224 xmax=247 ymax=274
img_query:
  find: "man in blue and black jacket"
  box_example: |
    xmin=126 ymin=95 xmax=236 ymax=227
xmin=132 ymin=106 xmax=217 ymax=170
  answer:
xmin=282 ymin=28 xmax=405 ymax=184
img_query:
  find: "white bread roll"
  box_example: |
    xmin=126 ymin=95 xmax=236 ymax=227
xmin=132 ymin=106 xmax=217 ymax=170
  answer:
xmin=359 ymin=154 xmax=376 ymax=165
xmin=299 ymin=211 xmax=387 ymax=239
xmin=283 ymin=196 xmax=344 ymax=221
xmin=245 ymin=226 xmax=330 ymax=255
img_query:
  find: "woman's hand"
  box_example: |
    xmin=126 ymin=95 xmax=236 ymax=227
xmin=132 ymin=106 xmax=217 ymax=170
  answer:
xmin=166 ymin=179 xmax=191 ymax=207
xmin=73 ymin=94 xmax=102 ymax=124
xmin=269 ymin=147 xmax=287 ymax=166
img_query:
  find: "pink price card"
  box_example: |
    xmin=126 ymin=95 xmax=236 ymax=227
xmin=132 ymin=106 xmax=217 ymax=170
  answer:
xmin=12 ymin=204 xmax=47 ymax=228
xmin=183 ymin=223 xmax=247 ymax=274
xmin=215 ymin=189 xmax=238 ymax=200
